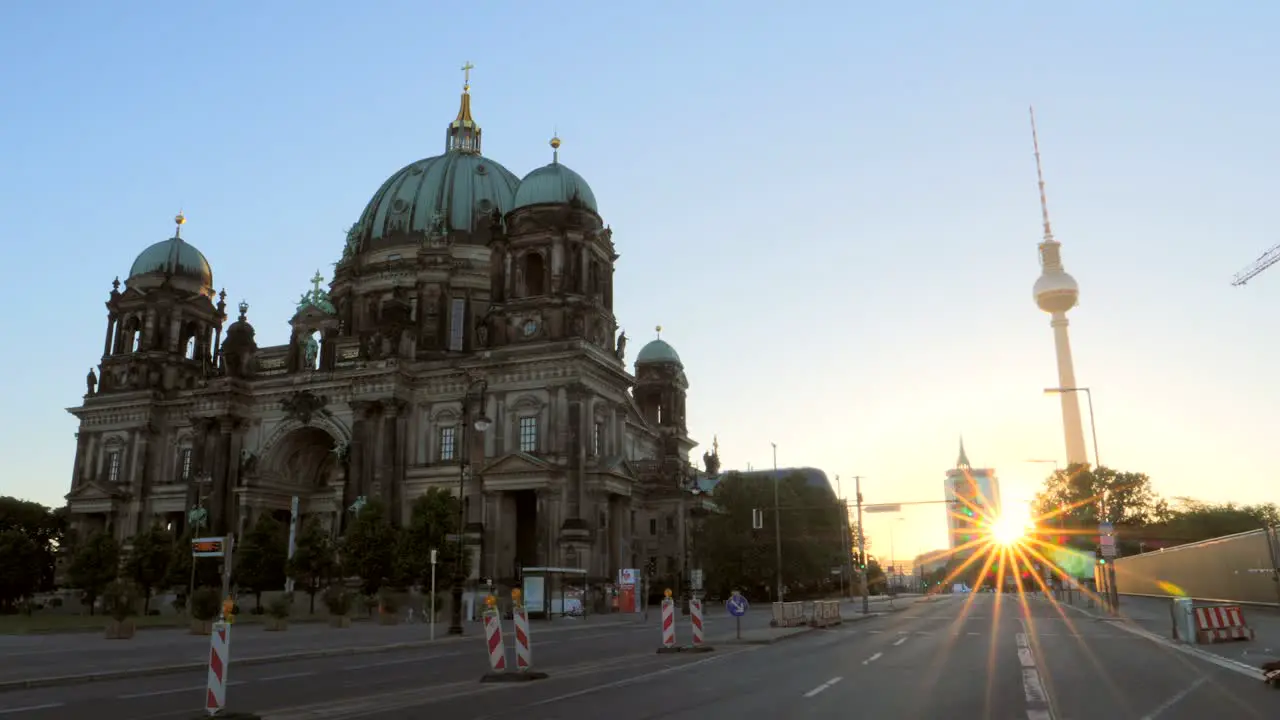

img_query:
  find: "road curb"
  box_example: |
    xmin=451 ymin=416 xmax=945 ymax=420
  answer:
xmin=718 ymin=612 xmax=882 ymax=646
xmin=0 ymin=619 xmax=636 ymax=693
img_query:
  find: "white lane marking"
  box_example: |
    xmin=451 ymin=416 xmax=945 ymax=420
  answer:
xmin=966 ymin=631 xmax=980 ymax=636
xmin=803 ymin=676 xmax=843 ymax=698
xmin=258 ymin=671 xmax=316 ymax=681
xmin=1138 ymin=676 xmax=1208 ymax=720
xmin=530 ymin=649 xmax=736 ymax=706
xmin=1015 ymin=632 xmax=1028 ymax=648
xmin=868 ymin=630 xmax=882 ymax=634
xmin=1018 ymin=648 xmax=1035 ymax=667
xmin=863 ymin=652 xmax=883 ymax=665
xmin=892 ymin=636 xmax=907 ymax=646
xmin=0 ymin=704 xmax=65 ymax=716
xmin=1021 ymin=668 xmax=1049 ymax=704
xmin=1027 ymin=710 xmax=1053 ymax=720
xmin=118 ymin=681 xmax=245 ymax=699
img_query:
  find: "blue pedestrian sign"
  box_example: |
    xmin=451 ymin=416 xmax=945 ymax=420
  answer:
xmin=726 ymin=592 xmax=748 ymax=617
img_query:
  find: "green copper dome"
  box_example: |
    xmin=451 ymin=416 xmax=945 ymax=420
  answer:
xmin=347 ymin=84 xmax=520 ymax=252
xmin=513 ymin=161 xmax=597 ymax=212
xmin=635 ymin=338 xmax=682 ymax=367
xmin=127 ymin=236 xmax=213 ymax=290
xmin=352 ymin=150 xmax=520 ymax=246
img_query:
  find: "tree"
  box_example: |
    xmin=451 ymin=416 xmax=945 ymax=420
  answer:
xmin=1031 ymin=464 xmax=1161 ymax=550
xmin=0 ymin=497 xmax=67 ymax=593
xmin=1141 ymin=499 xmax=1280 ymax=547
xmin=124 ymin=524 xmax=173 ymax=613
xmin=699 ymin=471 xmax=852 ymax=599
xmin=0 ymin=529 xmax=42 ymax=612
xmin=340 ymin=500 xmax=398 ymax=595
xmin=396 ymin=489 xmax=462 ymax=588
xmin=68 ymin=531 xmax=120 ymax=615
xmin=234 ymin=514 xmax=288 ymax=610
xmin=287 ymin=517 xmax=335 ymax=613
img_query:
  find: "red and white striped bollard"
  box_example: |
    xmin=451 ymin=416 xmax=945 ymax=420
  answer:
xmin=690 ymin=597 xmax=705 ymax=646
xmin=482 ymin=595 xmax=507 ymax=675
xmin=512 ymin=589 xmax=532 ymax=672
xmin=204 ymin=620 xmax=231 ymax=715
xmin=657 ymin=588 xmax=677 ymax=652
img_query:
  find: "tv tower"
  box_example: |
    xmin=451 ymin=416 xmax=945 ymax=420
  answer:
xmin=1029 ymin=107 xmax=1089 ymax=467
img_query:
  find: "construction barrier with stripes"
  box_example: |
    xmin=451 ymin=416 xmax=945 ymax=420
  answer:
xmin=1194 ymin=604 xmax=1255 ymax=644
xmin=809 ymin=600 xmax=843 ymax=628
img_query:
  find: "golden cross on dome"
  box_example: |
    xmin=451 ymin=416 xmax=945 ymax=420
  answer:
xmin=461 ymin=61 xmax=475 ymax=90
xmin=310 ymin=270 xmax=324 ymax=293
xmin=174 ymin=210 xmax=186 ymax=238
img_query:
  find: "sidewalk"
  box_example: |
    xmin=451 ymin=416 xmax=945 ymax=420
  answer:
xmin=1062 ymin=593 xmax=1280 ymax=667
xmin=0 ymin=612 xmax=635 ymax=691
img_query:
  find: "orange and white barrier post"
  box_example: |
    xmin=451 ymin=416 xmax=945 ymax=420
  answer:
xmin=657 ymin=588 xmax=678 ymax=653
xmin=1193 ymin=604 xmax=1256 ymax=644
xmin=512 ymin=589 xmax=532 ymax=672
xmin=204 ymin=620 xmax=231 ymax=715
xmin=482 ymin=595 xmax=507 ymax=674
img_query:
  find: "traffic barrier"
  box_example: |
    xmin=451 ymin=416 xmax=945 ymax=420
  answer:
xmin=657 ymin=589 xmax=679 ymax=653
xmin=686 ymin=597 xmax=714 ymax=653
xmin=809 ymin=600 xmax=842 ymax=627
xmin=771 ymin=602 xmax=784 ymax=626
xmin=784 ymin=601 xmax=805 ymax=627
xmin=480 ymin=595 xmax=507 ymax=680
xmin=204 ymin=621 xmax=231 ymax=715
xmin=1193 ymin=604 xmax=1255 ymax=644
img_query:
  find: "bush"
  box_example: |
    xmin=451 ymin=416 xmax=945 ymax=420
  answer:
xmin=101 ymin=581 xmax=140 ymax=622
xmin=323 ymin=585 xmax=352 ymax=616
xmin=267 ymin=593 xmax=292 ymax=620
xmin=191 ymin=587 xmax=221 ymax=622
xmin=377 ymin=588 xmax=399 ymax=613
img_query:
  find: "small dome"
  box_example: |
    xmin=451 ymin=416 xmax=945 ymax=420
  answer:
xmin=350 ymin=151 xmax=520 ymax=250
xmin=127 ymin=235 xmax=213 ymax=294
xmin=225 ymin=301 xmax=255 ymax=342
xmin=513 ymin=161 xmax=598 ymax=212
xmin=635 ymin=338 xmax=682 ymax=367
xmin=1034 ymin=270 xmax=1079 ymax=313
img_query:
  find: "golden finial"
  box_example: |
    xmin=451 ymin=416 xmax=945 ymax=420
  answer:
xmin=550 ymin=133 xmax=561 ymax=163
xmin=461 ymin=60 xmax=475 ymax=92
xmin=655 ymin=325 xmax=662 ymax=338
xmin=174 ymin=211 xmax=186 ymax=238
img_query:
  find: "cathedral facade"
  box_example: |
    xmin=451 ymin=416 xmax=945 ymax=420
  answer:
xmin=64 ymin=72 xmax=715 ymax=592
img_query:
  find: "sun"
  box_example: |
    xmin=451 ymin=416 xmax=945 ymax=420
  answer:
xmin=989 ymin=514 xmax=1027 ymax=546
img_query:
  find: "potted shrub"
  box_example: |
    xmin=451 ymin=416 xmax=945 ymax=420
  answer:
xmin=265 ymin=593 xmax=292 ymax=631
xmin=324 ymin=585 xmax=352 ymax=628
xmin=377 ymin=588 xmax=400 ymax=625
xmin=102 ymin=580 xmax=139 ymax=639
xmin=190 ymin=587 xmax=221 ymax=635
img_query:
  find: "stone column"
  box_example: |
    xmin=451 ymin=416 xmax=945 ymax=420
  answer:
xmin=103 ymin=315 xmax=116 ymax=357
xmin=382 ymin=398 xmax=408 ymax=520
xmin=71 ymin=432 xmax=87 ymax=490
xmin=345 ymin=401 xmax=377 ymax=524
xmin=224 ymin=418 xmax=245 ymax=536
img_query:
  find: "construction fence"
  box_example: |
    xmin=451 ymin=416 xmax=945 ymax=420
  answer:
xmin=1106 ymin=526 xmax=1280 ymax=607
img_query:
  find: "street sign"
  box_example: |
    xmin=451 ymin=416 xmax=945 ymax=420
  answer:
xmin=691 ymin=569 xmax=704 ymax=591
xmin=192 ymin=537 xmax=226 ymax=558
xmin=864 ymin=504 xmax=902 ymax=514
xmin=726 ymin=592 xmax=748 ymax=617
xmin=1101 ymin=542 xmax=1117 ymax=559
xmin=1098 ymin=521 xmax=1114 ymax=535
xmin=751 ymin=508 xmax=763 ymax=530
xmin=430 ymin=549 xmax=438 ymax=565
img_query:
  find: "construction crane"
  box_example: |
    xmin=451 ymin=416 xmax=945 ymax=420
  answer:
xmin=1231 ymin=242 xmax=1280 ymax=286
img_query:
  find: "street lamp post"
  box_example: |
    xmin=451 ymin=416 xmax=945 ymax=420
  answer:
xmin=186 ymin=473 xmax=213 ymax=611
xmin=771 ymin=443 xmax=784 ymax=603
xmin=1044 ymin=386 xmax=1116 ymax=612
xmin=448 ymin=377 xmax=491 ymax=636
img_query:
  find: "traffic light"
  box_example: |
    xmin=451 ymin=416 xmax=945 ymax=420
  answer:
xmin=1094 ymin=547 xmax=1106 ymax=565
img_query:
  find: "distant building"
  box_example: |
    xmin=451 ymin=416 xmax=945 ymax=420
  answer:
xmin=944 ymin=439 xmax=1001 ymax=550
xmin=697 ymin=466 xmax=835 ymax=497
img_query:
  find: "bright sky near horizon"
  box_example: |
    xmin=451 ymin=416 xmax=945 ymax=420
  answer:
xmin=2 ymin=1 xmax=1278 ymax=564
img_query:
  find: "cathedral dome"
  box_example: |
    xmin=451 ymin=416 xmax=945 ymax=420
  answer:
xmin=351 ymin=151 xmax=520 ymax=247
xmin=345 ymin=75 xmax=519 ymax=253
xmin=635 ymin=337 xmax=682 ymax=367
xmin=126 ymin=214 xmax=214 ymax=295
xmin=513 ymin=138 xmax=597 ymax=212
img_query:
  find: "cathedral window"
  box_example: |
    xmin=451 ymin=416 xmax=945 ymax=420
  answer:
xmin=666 ymin=515 xmax=675 ymax=533
xmin=592 ymin=422 xmax=603 ymax=456
xmin=439 ymin=426 xmax=457 ymax=462
xmin=518 ymin=416 xmax=538 ymax=453
xmin=185 ymin=336 xmax=198 ymax=360
xmin=523 ymin=253 xmax=546 ymax=296
xmin=106 ymin=451 xmax=121 ymax=483
xmin=649 ymin=518 xmax=657 ymax=536
xmin=179 ymin=448 xmax=192 ymax=481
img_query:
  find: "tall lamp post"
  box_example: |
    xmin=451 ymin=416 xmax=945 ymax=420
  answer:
xmin=771 ymin=442 xmax=784 ymax=603
xmin=1044 ymin=386 xmax=1116 ymax=611
xmin=449 ymin=376 xmax=491 ymax=636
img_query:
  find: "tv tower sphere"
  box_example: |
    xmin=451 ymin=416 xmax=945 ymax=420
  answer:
xmin=1034 ymin=267 xmax=1079 ymax=314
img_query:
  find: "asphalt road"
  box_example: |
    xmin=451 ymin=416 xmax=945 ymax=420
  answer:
xmin=0 ymin=595 xmax=821 ymax=719
xmin=14 ymin=592 xmax=1264 ymax=720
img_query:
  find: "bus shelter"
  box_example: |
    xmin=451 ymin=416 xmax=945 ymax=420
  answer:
xmin=521 ymin=566 xmax=589 ymax=619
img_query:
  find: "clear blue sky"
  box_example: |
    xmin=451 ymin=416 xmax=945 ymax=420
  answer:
xmin=3 ymin=1 xmax=1278 ymax=562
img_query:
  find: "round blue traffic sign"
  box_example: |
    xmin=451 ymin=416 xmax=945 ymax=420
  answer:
xmin=726 ymin=592 xmax=748 ymax=617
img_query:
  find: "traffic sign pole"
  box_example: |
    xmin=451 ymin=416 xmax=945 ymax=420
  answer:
xmin=726 ymin=591 xmax=748 ymax=639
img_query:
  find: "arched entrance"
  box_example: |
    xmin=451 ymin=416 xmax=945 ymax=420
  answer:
xmin=246 ymin=425 xmax=344 ymax=535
